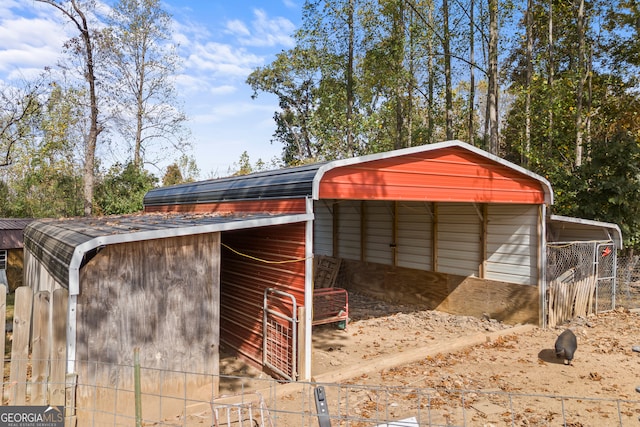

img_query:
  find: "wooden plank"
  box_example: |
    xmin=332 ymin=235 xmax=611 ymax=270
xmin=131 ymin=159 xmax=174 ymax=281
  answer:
xmin=31 ymin=290 xmax=51 ymax=405
xmin=340 ymin=258 xmax=539 ymax=325
xmin=49 ymin=288 xmax=68 ymax=406
xmin=8 ymin=286 xmax=33 ymax=405
xmin=297 ymin=306 xmax=307 ymax=381
xmin=0 ymin=284 xmax=5 ymax=402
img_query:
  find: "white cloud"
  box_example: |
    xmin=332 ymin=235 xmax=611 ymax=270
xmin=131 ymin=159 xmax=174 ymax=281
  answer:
xmin=0 ymin=17 xmax=70 ymax=74
xmin=192 ymin=101 xmax=275 ymax=124
xmin=225 ymin=19 xmax=250 ymax=37
xmin=185 ymin=42 xmax=263 ymax=77
xmin=233 ymin=9 xmax=295 ymax=48
xmin=210 ymin=85 xmax=236 ymax=95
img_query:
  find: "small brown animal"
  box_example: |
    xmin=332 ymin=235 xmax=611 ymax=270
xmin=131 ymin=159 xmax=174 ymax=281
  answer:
xmin=555 ymin=329 xmax=577 ymax=365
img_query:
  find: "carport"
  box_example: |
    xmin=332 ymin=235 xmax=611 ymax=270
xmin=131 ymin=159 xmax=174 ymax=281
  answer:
xmin=144 ymin=140 xmax=563 ymax=381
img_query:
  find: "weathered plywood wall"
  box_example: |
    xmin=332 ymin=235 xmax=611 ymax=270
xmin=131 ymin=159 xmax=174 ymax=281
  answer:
xmin=76 ymin=233 xmax=220 ymax=397
xmin=338 ymin=259 xmax=539 ymax=325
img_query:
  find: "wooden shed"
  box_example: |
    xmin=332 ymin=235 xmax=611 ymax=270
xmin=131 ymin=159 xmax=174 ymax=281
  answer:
xmin=144 ymin=139 xmax=617 ymax=381
xmin=22 ymin=211 xmax=312 ymax=417
xmin=0 ymin=218 xmax=34 ymax=291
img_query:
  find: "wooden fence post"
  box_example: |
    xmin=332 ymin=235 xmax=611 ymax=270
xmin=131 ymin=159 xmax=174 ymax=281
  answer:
xmin=0 ymin=284 xmax=6 ymax=403
xmin=8 ymin=286 xmax=33 ymax=405
xmin=31 ymin=290 xmax=51 ymax=404
xmin=50 ymin=288 xmax=68 ymax=406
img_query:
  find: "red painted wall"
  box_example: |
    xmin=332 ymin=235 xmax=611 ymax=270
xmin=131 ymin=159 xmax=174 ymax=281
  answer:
xmin=319 ymin=147 xmax=546 ymax=204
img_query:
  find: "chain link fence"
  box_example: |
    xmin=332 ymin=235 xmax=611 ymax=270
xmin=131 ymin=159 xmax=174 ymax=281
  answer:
xmin=546 ymin=242 xmax=616 ymax=326
xmin=616 ymin=254 xmax=640 ymax=310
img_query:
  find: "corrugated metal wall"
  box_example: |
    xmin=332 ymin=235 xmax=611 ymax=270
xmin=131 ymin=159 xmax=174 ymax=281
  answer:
xmin=437 ymin=203 xmax=482 ymax=276
xmin=336 ymin=201 xmax=361 ymax=260
xmin=313 ymin=201 xmax=333 ymax=256
xmin=365 ymin=201 xmax=394 ymax=265
xmin=397 ymin=202 xmax=433 ymax=270
xmin=220 ymin=223 xmax=306 ymax=369
xmin=314 ymin=200 xmax=538 ymax=286
xmin=486 ymin=204 xmax=539 ymax=285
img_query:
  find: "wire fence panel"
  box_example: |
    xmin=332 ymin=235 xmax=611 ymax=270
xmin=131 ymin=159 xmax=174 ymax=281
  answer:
xmin=616 ymin=255 xmax=640 ymax=310
xmin=546 ymin=242 xmax=620 ymax=327
xmin=5 ymin=362 xmax=636 ymax=427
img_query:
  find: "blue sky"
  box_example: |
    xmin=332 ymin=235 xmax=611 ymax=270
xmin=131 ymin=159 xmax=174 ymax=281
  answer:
xmin=0 ymin=0 xmax=302 ymax=178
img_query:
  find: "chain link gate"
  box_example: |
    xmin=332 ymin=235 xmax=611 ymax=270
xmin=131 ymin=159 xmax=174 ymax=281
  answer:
xmin=546 ymin=241 xmax=616 ymax=327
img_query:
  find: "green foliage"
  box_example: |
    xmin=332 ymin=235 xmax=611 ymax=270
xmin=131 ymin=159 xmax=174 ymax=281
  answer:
xmin=162 ymin=163 xmax=183 ymax=187
xmin=94 ymin=162 xmax=158 ymax=215
xmin=571 ymin=131 xmax=640 ymax=249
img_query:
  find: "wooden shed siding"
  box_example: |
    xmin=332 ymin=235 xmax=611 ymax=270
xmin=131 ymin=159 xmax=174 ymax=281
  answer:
xmin=313 ymin=201 xmax=333 ymax=256
xmin=365 ymin=201 xmax=394 ymax=265
xmin=220 ymin=224 xmax=306 ymax=368
xmin=318 ymin=148 xmax=546 ymax=204
xmin=336 ymin=201 xmax=361 ymax=260
xmin=436 ymin=203 xmax=482 ymax=276
xmin=485 ymin=204 xmax=539 ymax=285
xmin=145 ymin=199 xmax=308 ymax=214
xmin=397 ymin=202 xmax=433 ymax=270
xmin=76 ymin=233 xmax=220 ymax=393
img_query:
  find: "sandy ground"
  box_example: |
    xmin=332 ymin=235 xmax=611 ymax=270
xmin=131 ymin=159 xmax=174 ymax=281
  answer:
xmin=216 ymin=292 xmax=640 ymax=426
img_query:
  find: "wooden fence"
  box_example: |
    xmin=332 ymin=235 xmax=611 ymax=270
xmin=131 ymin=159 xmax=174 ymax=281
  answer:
xmin=2 ymin=285 xmax=70 ymax=407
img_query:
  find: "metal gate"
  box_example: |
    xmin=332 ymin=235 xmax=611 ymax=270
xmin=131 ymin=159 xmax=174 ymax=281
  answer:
xmin=262 ymin=288 xmax=297 ymax=381
xmin=546 ymin=241 xmax=617 ymax=327
xmin=595 ymin=242 xmax=617 ymax=313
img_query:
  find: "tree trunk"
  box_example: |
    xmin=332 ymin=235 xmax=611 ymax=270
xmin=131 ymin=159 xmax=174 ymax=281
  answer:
xmin=548 ymin=0 xmax=554 ymax=154
xmin=525 ymin=0 xmax=533 ymax=166
xmin=468 ymin=0 xmax=476 ymax=145
xmin=488 ymin=0 xmax=499 ymax=154
xmin=346 ymin=0 xmax=355 ymax=156
xmin=37 ymin=0 xmax=102 ymax=217
xmin=575 ymin=0 xmax=586 ymax=167
xmin=443 ymin=0 xmax=453 ymax=140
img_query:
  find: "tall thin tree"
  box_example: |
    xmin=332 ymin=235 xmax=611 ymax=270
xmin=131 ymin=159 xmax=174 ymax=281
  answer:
xmin=36 ymin=0 xmax=102 ymax=216
xmin=106 ymin=0 xmax=189 ymax=170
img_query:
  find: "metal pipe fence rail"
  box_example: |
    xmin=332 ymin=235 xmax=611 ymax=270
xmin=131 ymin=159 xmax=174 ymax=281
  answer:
xmin=3 ymin=360 xmax=639 ymax=426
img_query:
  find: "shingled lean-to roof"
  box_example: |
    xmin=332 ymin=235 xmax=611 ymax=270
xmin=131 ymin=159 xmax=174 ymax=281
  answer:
xmin=24 ymin=211 xmax=312 ymax=293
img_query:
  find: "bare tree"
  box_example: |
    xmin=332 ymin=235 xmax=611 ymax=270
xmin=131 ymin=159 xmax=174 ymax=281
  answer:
xmin=575 ymin=0 xmax=586 ymax=167
xmin=487 ymin=0 xmax=499 ymax=154
xmin=0 ymin=81 xmax=42 ymax=167
xmin=36 ymin=0 xmax=102 ymax=216
xmin=524 ymin=0 xmax=533 ymax=166
xmin=105 ymin=0 xmax=189 ymax=170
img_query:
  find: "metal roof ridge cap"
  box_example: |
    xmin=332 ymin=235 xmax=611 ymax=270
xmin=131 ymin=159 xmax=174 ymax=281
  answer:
xmin=311 ymin=140 xmax=554 ymax=204
xmin=67 ymin=212 xmax=313 ymax=295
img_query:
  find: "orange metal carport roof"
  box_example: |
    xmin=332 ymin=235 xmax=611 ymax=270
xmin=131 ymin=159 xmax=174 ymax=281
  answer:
xmin=144 ymin=140 xmax=554 ymax=212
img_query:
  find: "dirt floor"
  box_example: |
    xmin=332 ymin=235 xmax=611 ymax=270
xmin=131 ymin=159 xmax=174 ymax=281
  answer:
xmin=217 ymin=292 xmax=640 ymax=426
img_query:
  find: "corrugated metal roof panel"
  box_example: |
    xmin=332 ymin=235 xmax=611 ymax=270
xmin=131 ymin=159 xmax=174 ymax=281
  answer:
xmin=143 ymin=163 xmax=325 ymax=207
xmin=547 ymin=215 xmax=623 ymax=249
xmin=0 ymin=219 xmax=35 ymax=249
xmin=0 ymin=218 xmax=35 ymax=230
xmin=24 ymin=212 xmax=312 ymax=290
